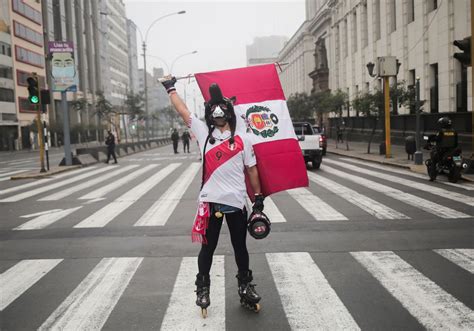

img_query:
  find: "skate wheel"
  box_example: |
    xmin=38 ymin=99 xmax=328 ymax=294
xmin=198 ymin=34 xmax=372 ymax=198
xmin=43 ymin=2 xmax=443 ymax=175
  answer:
xmin=201 ymin=308 xmax=208 ymax=318
xmin=254 ymin=303 xmax=261 ymax=313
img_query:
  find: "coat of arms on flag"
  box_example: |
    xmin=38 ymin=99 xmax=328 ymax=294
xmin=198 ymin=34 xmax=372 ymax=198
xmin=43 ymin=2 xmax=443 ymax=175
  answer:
xmin=195 ymin=64 xmax=308 ymax=197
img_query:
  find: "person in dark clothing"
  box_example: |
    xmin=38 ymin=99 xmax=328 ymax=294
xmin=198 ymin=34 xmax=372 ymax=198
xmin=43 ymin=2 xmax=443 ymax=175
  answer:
xmin=105 ymin=130 xmax=117 ymax=164
xmin=182 ymin=129 xmax=191 ymax=153
xmin=427 ymin=117 xmax=459 ymax=164
xmin=171 ymin=128 xmax=180 ymax=154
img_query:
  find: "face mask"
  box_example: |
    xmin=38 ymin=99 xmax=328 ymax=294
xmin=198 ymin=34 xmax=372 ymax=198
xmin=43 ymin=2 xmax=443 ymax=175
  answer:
xmin=52 ymin=66 xmax=75 ymax=79
xmin=212 ymin=105 xmax=226 ymax=119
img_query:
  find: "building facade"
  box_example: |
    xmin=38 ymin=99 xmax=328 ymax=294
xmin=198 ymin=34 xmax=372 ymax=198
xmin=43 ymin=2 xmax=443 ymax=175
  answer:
xmin=99 ymin=0 xmax=129 ymax=106
xmin=7 ymin=0 xmax=47 ymax=150
xmin=281 ymin=0 xmax=472 ymax=117
xmin=0 ymin=0 xmax=16 ymax=150
xmin=327 ymin=0 xmax=472 ymax=115
xmin=126 ymin=18 xmax=139 ymax=94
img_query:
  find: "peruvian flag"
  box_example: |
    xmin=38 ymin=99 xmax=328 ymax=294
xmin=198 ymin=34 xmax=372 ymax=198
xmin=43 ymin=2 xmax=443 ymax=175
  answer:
xmin=194 ymin=63 xmax=308 ymax=197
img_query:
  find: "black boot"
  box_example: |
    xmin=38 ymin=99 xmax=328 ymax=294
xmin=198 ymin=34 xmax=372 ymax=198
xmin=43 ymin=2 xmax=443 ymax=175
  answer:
xmin=195 ymin=274 xmax=211 ymax=309
xmin=237 ymin=270 xmax=261 ymax=312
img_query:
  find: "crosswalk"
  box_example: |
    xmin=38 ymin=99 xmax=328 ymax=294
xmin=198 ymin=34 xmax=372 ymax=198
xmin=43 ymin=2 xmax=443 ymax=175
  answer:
xmin=0 ymin=157 xmax=472 ymax=232
xmin=1 ymin=250 xmax=472 ymax=330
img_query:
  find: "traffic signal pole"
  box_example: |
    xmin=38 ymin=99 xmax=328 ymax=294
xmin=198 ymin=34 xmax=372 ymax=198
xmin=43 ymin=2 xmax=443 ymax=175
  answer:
xmin=471 ymin=0 xmax=473 ymax=157
xmin=383 ymin=76 xmax=391 ymax=158
xmin=31 ymin=73 xmax=46 ymax=173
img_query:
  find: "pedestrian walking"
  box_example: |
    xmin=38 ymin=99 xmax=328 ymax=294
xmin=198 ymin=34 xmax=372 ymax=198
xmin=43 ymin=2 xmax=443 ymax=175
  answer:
xmin=162 ymin=76 xmax=265 ymax=318
xmin=171 ymin=128 xmax=180 ymax=154
xmin=182 ymin=129 xmax=191 ymax=153
xmin=105 ymin=130 xmax=117 ymax=164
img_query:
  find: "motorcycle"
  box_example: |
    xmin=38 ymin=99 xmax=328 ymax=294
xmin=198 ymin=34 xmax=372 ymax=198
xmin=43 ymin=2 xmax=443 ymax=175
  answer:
xmin=423 ymin=135 xmax=465 ymax=183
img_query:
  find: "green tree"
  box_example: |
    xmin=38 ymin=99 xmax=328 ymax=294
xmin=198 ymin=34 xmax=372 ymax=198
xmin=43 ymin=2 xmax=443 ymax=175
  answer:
xmin=287 ymin=92 xmax=314 ymax=121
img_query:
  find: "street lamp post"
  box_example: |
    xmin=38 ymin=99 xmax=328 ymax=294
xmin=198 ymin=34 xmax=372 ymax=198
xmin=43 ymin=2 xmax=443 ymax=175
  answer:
xmin=101 ymin=10 xmax=186 ymax=142
xmin=139 ymin=10 xmax=186 ymax=141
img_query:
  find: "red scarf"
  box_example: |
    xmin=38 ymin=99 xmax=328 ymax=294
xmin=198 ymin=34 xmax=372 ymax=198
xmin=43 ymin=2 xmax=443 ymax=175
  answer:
xmin=191 ymin=202 xmax=210 ymax=244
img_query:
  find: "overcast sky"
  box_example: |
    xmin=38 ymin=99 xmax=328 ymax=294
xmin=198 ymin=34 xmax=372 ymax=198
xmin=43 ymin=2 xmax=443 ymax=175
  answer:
xmin=124 ymin=0 xmax=305 ymax=113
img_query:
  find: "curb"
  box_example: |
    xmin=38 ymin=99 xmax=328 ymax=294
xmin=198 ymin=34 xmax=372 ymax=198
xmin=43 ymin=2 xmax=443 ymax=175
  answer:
xmin=327 ymin=150 xmax=474 ymax=183
xmin=10 ymin=165 xmax=82 ymax=180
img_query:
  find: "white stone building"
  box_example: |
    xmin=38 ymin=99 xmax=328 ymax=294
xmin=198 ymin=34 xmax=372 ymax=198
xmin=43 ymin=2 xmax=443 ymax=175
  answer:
xmin=280 ymin=0 xmax=472 ymax=116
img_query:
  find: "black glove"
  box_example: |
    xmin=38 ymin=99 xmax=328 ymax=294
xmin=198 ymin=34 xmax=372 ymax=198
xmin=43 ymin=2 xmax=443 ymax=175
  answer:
xmin=253 ymin=194 xmax=265 ymax=213
xmin=161 ymin=76 xmax=177 ymax=94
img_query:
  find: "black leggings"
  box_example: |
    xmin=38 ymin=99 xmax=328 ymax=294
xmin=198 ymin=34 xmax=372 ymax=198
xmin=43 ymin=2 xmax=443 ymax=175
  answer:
xmin=198 ymin=208 xmax=249 ymax=276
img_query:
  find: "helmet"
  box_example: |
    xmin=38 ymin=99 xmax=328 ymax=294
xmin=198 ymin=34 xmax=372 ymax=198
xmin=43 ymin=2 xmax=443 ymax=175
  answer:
xmin=437 ymin=117 xmax=452 ymax=129
xmin=247 ymin=211 xmax=271 ymax=240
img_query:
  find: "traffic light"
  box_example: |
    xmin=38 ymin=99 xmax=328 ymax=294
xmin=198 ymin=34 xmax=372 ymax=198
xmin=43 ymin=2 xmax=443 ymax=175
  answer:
xmin=26 ymin=76 xmax=40 ymax=104
xmin=453 ymin=36 xmax=471 ymax=66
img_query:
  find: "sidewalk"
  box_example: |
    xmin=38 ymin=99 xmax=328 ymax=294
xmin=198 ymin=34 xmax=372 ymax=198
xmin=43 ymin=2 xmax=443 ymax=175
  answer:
xmin=326 ymin=139 xmax=474 ymax=183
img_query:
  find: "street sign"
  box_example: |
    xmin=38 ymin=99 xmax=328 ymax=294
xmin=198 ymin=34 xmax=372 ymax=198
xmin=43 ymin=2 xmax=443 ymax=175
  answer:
xmin=48 ymin=41 xmax=78 ymax=92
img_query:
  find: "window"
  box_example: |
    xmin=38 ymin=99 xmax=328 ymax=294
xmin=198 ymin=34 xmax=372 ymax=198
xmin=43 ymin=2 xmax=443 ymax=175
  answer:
xmin=0 ymin=67 xmax=13 ymax=79
xmin=18 ymin=97 xmax=38 ymax=113
xmin=0 ymin=88 xmax=14 ymax=102
xmin=344 ymin=20 xmax=348 ymax=57
xmin=17 ymin=70 xmax=45 ymax=87
xmin=430 ymin=63 xmax=438 ymax=113
xmin=13 ymin=21 xmax=43 ymax=46
xmin=12 ymin=0 xmax=42 ymax=25
xmin=362 ymin=4 xmax=368 ymax=47
xmin=408 ymin=0 xmax=415 ymax=23
xmin=0 ymin=42 xmax=12 ymax=57
xmin=408 ymin=69 xmax=416 ymax=114
xmin=352 ymin=12 xmax=358 ymax=52
xmin=390 ymin=0 xmax=396 ymax=32
xmin=15 ymin=46 xmax=44 ymax=68
xmin=428 ymin=0 xmax=438 ymax=12
xmin=374 ymin=0 xmax=381 ymax=40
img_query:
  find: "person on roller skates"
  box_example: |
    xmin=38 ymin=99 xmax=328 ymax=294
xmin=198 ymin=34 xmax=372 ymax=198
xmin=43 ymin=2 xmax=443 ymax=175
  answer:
xmin=162 ymin=76 xmax=265 ymax=318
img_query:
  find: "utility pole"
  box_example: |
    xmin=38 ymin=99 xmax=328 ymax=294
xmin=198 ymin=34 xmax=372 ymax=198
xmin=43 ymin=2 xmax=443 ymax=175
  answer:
xmin=142 ymin=42 xmax=150 ymax=141
xmin=471 ymin=0 xmax=473 ymax=157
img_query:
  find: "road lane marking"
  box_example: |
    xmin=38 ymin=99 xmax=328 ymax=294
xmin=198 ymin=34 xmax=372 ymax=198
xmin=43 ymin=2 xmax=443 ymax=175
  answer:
xmin=288 ymin=187 xmax=348 ymax=221
xmin=135 ymin=163 xmax=200 ymax=226
xmin=321 ymin=166 xmax=470 ymax=219
xmin=0 ymin=259 xmax=63 ymax=311
xmin=0 ymin=170 xmax=31 ymax=181
xmin=39 ymin=257 xmax=143 ymax=330
xmin=434 ymin=249 xmax=474 ymax=273
xmin=0 ymin=167 xmax=110 ymax=202
xmin=14 ymin=207 xmax=83 ymax=230
xmin=0 ymin=167 xmax=96 ymax=196
xmin=266 ymin=252 xmax=360 ymax=330
xmin=325 ymin=159 xmax=474 ymax=206
xmin=160 ymin=256 xmax=225 ymax=330
xmin=78 ymin=164 xmax=159 ymax=200
xmin=246 ymin=196 xmax=287 ymax=223
xmin=20 ymin=209 xmax=62 ymax=218
xmin=74 ymin=163 xmax=180 ymax=228
xmin=39 ymin=165 xmax=139 ymax=201
xmin=307 ymin=172 xmax=409 ymax=220
xmin=352 ymin=251 xmax=474 ymax=330
xmin=340 ymin=158 xmax=474 ymax=191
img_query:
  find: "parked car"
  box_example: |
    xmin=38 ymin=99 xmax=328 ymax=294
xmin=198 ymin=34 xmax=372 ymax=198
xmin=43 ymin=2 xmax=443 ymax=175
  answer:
xmin=293 ymin=122 xmax=323 ymax=169
xmin=312 ymin=125 xmax=327 ymax=155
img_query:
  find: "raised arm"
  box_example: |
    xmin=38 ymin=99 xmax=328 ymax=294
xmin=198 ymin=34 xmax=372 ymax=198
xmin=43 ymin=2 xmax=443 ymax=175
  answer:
xmin=161 ymin=76 xmax=191 ymax=124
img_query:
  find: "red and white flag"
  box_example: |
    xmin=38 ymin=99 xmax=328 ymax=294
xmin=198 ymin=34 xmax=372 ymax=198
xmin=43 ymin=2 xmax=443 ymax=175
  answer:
xmin=195 ymin=63 xmax=308 ymax=197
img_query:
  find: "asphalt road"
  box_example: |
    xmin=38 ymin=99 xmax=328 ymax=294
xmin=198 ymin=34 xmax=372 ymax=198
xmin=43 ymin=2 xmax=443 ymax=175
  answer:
xmin=1 ymin=144 xmax=473 ymax=330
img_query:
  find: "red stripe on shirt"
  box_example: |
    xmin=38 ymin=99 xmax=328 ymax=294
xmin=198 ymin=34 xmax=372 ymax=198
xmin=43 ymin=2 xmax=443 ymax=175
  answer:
xmin=203 ymin=135 xmax=244 ymax=185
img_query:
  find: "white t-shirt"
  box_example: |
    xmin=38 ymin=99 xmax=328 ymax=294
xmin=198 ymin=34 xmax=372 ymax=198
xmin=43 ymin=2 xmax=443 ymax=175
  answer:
xmin=187 ymin=113 xmax=256 ymax=209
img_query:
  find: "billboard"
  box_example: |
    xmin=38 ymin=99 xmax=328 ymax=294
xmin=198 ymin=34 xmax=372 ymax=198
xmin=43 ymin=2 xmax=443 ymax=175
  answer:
xmin=48 ymin=41 xmax=78 ymax=92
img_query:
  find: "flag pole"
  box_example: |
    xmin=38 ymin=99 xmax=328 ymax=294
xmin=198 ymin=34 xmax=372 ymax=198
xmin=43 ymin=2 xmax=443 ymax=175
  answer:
xmin=159 ymin=63 xmax=290 ymax=83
